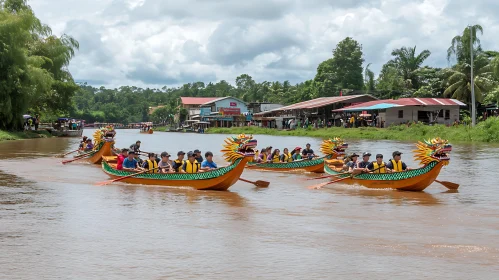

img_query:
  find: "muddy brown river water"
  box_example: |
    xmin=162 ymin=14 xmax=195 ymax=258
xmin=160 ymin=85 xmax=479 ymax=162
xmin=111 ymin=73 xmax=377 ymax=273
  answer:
xmin=1 ymin=129 xmax=499 ymax=279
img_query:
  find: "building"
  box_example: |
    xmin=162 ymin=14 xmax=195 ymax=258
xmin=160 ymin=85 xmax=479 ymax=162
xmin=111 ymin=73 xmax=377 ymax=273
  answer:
xmin=253 ymin=95 xmax=378 ymax=128
xmin=180 ymin=97 xmax=219 ymax=120
xmin=199 ymin=96 xmax=249 ymax=127
xmin=334 ymin=98 xmax=466 ymax=126
xmin=247 ymin=102 xmax=284 ymax=114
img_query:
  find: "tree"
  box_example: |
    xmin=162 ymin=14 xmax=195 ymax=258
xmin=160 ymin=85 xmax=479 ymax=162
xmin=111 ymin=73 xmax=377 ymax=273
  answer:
xmin=443 ymin=55 xmax=495 ymax=104
xmin=375 ymin=62 xmax=406 ymax=99
xmin=412 ymin=67 xmax=446 ymax=98
xmin=447 ymin=25 xmax=483 ymax=65
xmin=389 ymin=46 xmax=431 ymax=89
xmin=364 ymin=63 xmax=375 ymax=92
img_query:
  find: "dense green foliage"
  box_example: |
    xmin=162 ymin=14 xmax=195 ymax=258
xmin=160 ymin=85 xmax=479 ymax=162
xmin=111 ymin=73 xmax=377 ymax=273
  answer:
xmin=0 ymin=0 xmax=79 ymax=130
xmin=0 ymin=129 xmax=51 ymax=141
xmin=207 ymin=117 xmax=499 ymax=143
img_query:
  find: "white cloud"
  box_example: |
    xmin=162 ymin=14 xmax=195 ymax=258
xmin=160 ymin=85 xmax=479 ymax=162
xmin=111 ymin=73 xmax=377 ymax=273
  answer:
xmin=29 ymin=0 xmax=499 ymax=87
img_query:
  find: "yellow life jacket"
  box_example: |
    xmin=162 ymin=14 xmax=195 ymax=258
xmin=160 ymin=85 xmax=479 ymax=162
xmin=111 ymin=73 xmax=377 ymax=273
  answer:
xmin=372 ymin=161 xmax=386 ymax=173
xmin=174 ymin=159 xmax=185 ymax=172
xmin=283 ymin=152 xmax=293 ymax=162
xmin=272 ymin=154 xmax=280 ymax=163
xmin=390 ymin=159 xmax=403 ymax=172
xmin=184 ymin=160 xmax=200 ymax=173
xmin=261 ymin=153 xmax=268 ymax=162
xmin=146 ymin=159 xmax=158 ymax=173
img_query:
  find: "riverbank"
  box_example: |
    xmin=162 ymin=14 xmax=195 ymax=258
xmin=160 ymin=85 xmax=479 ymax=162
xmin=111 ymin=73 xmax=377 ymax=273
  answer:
xmin=0 ymin=130 xmax=52 ymax=142
xmin=206 ymin=118 xmax=499 ymax=143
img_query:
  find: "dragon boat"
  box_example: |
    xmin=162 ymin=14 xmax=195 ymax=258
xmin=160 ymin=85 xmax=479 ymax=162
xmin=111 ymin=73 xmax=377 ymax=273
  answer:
xmin=245 ymin=137 xmax=348 ymax=173
xmin=74 ymin=127 xmax=115 ymax=164
xmin=100 ymin=134 xmax=257 ymax=191
xmin=323 ymin=137 xmax=452 ymax=191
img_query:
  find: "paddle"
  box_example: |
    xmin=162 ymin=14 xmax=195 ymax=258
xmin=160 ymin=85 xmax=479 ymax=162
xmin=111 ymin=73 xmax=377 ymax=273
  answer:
xmin=435 ymin=180 xmax=459 ymax=190
xmin=308 ymin=175 xmax=352 ymax=189
xmin=56 ymin=149 xmax=79 ymax=158
xmin=306 ymin=171 xmax=350 ymax=181
xmin=61 ymin=152 xmax=95 ymax=164
xmin=95 ymin=167 xmax=156 ymax=186
xmin=239 ymin=178 xmax=270 ymax=188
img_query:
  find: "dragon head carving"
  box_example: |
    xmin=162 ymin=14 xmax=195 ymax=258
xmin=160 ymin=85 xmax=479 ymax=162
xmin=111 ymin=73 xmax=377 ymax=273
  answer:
xmin=413 ymin=137 xmax=452 ymax=166
xmin=320 ymin=137 xmax=349 ymax=159
xmin=221 ymin=134 xmax=258 ymax=162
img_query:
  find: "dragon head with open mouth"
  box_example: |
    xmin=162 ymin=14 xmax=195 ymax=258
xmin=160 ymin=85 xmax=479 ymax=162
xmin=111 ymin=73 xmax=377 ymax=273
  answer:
xmin=413 ymin=137 xmax=452 ymax=166
xmin=320 ymin=137 xmax=349 ymax=159
xmin=221 ymin=134 xmax=258 ymax=162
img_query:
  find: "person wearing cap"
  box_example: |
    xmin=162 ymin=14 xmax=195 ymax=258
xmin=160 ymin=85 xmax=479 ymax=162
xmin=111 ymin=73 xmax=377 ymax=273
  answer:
xmin=301 ymin=143 xmax=316 ymax=160
xmin=173 ymin=151 xmax=186 ymax=172
xmin=117 ymin=148 xmax=129 ymax=170
xmin=366 ymin=154 xmax=388 ymax=173
xmin=84 ymin=139 xmax=94 ymax=151
xmin=201 ymin=151 xmax=218 ymax=171
xmin=181 ymin=151 xmax=201 ymax=173
xmin=346 ymin=153 xmax=360 ymax=172
xmin=291 ymin=147 xmax=302 ymax=160
xmin=129 ymin=141 xmax=142 ymax=154
xmin=194 ymin=149 xmax=203 ymax=163
xmin=122 ymin=151 xmax=141 ymax=172
xmin=158 ymin=152 xmax=174 ymax=173
xmin=280 ymin=148 xmax=293 ymax=162
xmin=386 ymin=151 xmax=411 ymax=172
xmin=358 ymin=152 xmax=372 ymax=169
xmin=142 ymin=153 xmax=159 ymax=173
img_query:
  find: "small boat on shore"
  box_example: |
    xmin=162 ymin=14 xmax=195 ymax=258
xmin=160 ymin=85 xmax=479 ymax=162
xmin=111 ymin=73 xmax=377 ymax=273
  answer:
xmin=100 ymin=134 xmax=257 ymax=191
xmin=323 ymin=138 xmax=452 ymax=192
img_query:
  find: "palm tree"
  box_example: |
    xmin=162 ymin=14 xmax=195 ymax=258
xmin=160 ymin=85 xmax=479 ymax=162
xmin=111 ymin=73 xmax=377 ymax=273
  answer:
xmin=447 ymin=25 xmax=483 ymax=65
xmin=390 ymin=46 xmax=431 ymax=89
xmin=363 ymin=63 xmax=375 ymax=92
xmin=443 ymin=55 xmax=494 ymax=104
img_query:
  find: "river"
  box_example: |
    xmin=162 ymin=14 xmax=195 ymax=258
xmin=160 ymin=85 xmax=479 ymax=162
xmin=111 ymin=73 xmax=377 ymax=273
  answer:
xmin=1 ymin=129 xmax=498 ymax=279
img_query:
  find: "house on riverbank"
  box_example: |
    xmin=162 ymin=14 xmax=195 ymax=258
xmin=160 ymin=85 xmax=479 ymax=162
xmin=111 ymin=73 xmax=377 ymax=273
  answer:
xmin=180 ymin=97 xmax=219 ymax=121
xmin=198 ymin=96 xmax=249 ymax=128
xmin=252 ymin=95 xmax=377 ymax=128
xmin=334 ymin=98 xmax=466 ymax=126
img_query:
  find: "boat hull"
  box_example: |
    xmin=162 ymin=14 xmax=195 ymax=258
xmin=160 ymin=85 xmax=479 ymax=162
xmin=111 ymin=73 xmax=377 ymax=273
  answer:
xmin=140 ymin=129 xmax=153 ymax=134
xmin=75 ymin=141 xmax=115 ymax=164
xmin=101 ymin=157 xmax=250 ymax=191
xmin=324 ymin=161 xmax=445 ymax=191
xmin=50 ymin=129 xmax=84 ymax=137
xmin=246 ymin=158 xmax=324 ymax=173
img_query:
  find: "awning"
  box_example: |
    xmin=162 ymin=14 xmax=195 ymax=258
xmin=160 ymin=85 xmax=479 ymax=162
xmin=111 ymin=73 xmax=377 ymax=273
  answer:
xmin=334 ymin=103 xmax=403 ymax=112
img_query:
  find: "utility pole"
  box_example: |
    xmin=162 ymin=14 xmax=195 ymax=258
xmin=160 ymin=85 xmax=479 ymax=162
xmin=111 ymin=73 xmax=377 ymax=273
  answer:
xmin=470 ymin=26 xmax=476 ymax=127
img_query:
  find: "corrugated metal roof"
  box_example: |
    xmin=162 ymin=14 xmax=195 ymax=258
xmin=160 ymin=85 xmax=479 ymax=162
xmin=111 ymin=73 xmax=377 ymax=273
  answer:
xmin=334 ymin=98 xmax=466 ymax=112
xmin=180 ymin=97 xmax=219 ymax=105
xmin=255 ymin=95 xmax=376 ymax=115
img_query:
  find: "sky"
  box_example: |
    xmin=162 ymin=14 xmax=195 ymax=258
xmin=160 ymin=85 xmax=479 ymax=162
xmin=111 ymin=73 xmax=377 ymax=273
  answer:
xmin=30 ymin=0 xmax=499 ymax=88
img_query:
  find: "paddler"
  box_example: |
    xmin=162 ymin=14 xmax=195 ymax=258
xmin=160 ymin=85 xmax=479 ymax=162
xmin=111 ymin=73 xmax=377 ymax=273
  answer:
xmin=280 ymin=148 xmax=293 ymax=162
xmin=366 ymin=154 xmax=388 ymax=173
xmin=84 ymin=139 xmax=94 ymax=151
xmin=193 ymin=149 xmax=203 ymax=163
xmin=302 ymin=143 xmax=316 ymax=160
xmin=78 ymin=136 xmax=88 ymax=150
xmin=116 ymin=148 xmax=129 ymax=170
xmin=201 ymin=151 xmax=218 ymax=171
xmin=181 ymin=151 xmax=201 ymax=173
xmin=357 ymin=152 xmax=371 ymax=169
xmin=386 ymin=151 xmax=411 ymax=172
xmin=129 ymin=140 xmax=141 ymax=154
xmin=346 ymin=153 xmax=360 ymax=172
xmin=142 ymin=153 xmax=159 ymax=173
xmin=122 ymin=151 xmax=141 ymax=172
xmin=269 ymin=149 xmax=280 ymax=163
xmin=291 ymin=147 xmax=302 ymax=160
xmin=257 ymin=148 xmax=267 ymax=162
xmin=173 ymin=151 xmax=186 ymax=172
xmin=158 ymin=152 xmax=174 ymax=173
xmin=252 ymin=149 xmax=260 ymax=162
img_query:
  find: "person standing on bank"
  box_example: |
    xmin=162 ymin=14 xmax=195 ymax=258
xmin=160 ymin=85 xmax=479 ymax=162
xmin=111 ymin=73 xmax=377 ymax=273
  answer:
xmin=386 ymin=151 xmax=411 ymax=172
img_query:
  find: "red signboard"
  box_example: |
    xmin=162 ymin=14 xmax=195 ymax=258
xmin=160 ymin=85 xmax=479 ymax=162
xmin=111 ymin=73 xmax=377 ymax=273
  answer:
xmin=230 ymin=102 xmax=237 ymax=107
xmin=220 ymin=108 xmax=241 ymax=115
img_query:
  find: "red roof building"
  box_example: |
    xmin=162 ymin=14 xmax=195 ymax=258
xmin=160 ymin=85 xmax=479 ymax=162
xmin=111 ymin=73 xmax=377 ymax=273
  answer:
xmin=180 ymin=97 xmax=219 ymax=106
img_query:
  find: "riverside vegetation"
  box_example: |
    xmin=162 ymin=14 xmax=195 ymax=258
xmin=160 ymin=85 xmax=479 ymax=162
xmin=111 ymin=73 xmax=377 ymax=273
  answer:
xmin=206 ymin=117 xmax=499 ymax=143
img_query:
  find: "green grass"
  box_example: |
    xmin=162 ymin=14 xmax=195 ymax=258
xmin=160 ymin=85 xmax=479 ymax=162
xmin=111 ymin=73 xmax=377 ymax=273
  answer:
xmin=206 ymin=117 xmax=499 ymax=143
xmin=0 ymin=130 xmax=52 ymax=142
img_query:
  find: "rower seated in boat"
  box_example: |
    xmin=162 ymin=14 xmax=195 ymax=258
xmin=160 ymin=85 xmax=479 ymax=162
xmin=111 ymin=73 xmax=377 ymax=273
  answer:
xmin=201 ymin=151 xmax=218 ymax=171
xmin=291 ymin=147 xmax=302 ymax=160
xmin=122 ymin=151 xmax=142 ymax=172
xmin=117 ymin=148 xmax=129 ymax=170
xmin=193 ymin=149 xmax=203 ymax=163
xmin=142 ymin=153 xmax=159 ymax=173
xmin=158 ymin=152 xmax=174 ymax=173
xmin=78 ymin=136 xmax=88 ymax=150
xmin=268 ymin=149 xmax=280 ymax=163
xmin=173 ymin=151 xmax=186 ymax=172
xmin=256 ymin=148 xmax=267 ymax=162
xmin=181 ymin=151 xmax=200 ymax=173
xmin=302 ymin=143 xmax=316 ymax=160
xmin=346 ymin=153 xmax=362 ymax=174
xmin=280 ymin=148 xmax=293 ymax=162
xmin=129 ymin=140 xmax=141 ymax=154
xmin=386 ymin=151 xmax=412 ymax=172
xmin=84 ymin=139 xmax=94 ymax=151
xmin=366 ymin=154 xmax=388 ymax=173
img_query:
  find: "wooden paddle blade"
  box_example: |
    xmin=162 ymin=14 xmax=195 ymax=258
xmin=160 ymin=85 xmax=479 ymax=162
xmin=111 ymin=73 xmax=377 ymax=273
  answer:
xmin=307 ymin=181 xmax=329 ymax=190
xmin=435 ymin=180 xmax=459 ymax=190
xmin=94 ymin=180 xmax=113 ymax=186
xmin=255 ymin=180 xmax=270 ymax=188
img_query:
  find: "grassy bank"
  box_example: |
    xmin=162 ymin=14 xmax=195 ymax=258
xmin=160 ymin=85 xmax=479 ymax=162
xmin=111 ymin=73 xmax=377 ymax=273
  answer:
xmin=206 ymin=117 xmax=499 ymax=143
xmin=0 ymin=130 xmax=52 ymax=142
